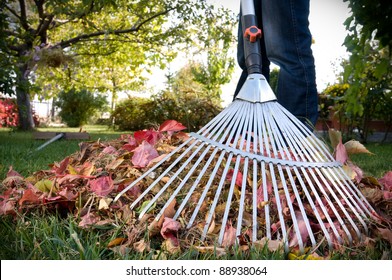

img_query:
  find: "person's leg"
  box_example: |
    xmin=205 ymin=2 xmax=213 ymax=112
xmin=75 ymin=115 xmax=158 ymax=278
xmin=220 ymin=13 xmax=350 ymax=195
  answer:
xmin=234 ymin=0 xmax=270 ymax=98
xmin=262 ymin=0 xmax=318 ymax=126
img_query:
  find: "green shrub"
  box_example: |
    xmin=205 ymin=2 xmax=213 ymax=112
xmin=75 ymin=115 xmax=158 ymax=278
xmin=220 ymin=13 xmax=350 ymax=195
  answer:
xmin=112 ymin=93 xmax=222 ymax=132
xmin=111 ymin=97 xmax=156 ymax=131
xmin=152 ymin=91 xmax=222 ymax=131
xmin=55 ymin=88 xmax=108 ymax=127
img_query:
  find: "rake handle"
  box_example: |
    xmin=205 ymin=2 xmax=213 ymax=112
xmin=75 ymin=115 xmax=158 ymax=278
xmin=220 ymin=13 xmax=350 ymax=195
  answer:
xmin=241 ymin=0 xmax=262 ymax=74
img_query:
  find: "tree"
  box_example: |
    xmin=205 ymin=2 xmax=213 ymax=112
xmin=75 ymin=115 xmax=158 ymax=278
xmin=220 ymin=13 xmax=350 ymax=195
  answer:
xmin=342 ymin=0 xmax=392 ymax=117
xmin=0 ymin=0 xmax=223 ymax=130
xmin=189 ymin=6 xmax=236 ymax=103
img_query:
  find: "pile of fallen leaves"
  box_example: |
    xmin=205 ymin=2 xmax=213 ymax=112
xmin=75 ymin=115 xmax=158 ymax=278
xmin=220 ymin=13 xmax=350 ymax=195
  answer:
xmin=0 ymin=121 xmax=391 ymax=259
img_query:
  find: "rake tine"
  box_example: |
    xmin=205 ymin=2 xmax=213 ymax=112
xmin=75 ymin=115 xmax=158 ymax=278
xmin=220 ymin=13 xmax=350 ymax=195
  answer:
xmin=198 ymin=104 xmax=249 ymax=234
xmin=156 ymin=102 xmax=246 ymax=222
xmin=114 ymin=138 xmax=192 ymax=201
xmin=133 ymin=100 xmax=246 ymax=216
xmin=176 ymin=102 xmax=249 ymax=227
xmin=258 ymin=103 xmax=271 ymax=239
xmin=137 ymin=141 xmax=207 ymax=219
xmin=154 ymin=144 xmax=214 ymax=221
xmin=336 ymin=168 xmax=375 ymax=217
xmin=271 ymin=103 xmax=367 ymax=243
xmin=188 ymin=150 xmax=226 ymax=229
xmin=252 ymin=164 xmax=258 ymax=242
xmin=201 ymin=152 xmax=233 ymax=240
xmin=249 ymin=107 xmax=258 ymax=242
xmin=261 ymin=161 xmax=271 ymax=239
xmin=218 ymin=155 xmax=242 ymax=245
xmin=218 ymin=103 xmax=251 ymax=245
xmin=322 ymin=169 xmax=368 ymax=234
xmin=236 ymin=102 xmax=255 ymax=239
xmin=265 ymin=105 xmax=311 ymax=251
xmin=262 ymin=104 xmax=289 ymax=250
xmin=173 ymin=148 xmax=222 ymax=221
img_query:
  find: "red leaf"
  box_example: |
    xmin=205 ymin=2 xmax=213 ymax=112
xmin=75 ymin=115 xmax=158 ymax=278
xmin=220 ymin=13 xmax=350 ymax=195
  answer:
xmin=335 ymin=139 xmax=348 ymax=164
xmin=52 ymin=157 xmax=70 ymax=175
xmin=289 ymin=211 xmax=310 ymax=248
xmin=132 ymin=141 xmax=159 ymax=168
xmin=160 ymin=217 xmax=181 ymax=246
xmin=89 ymin=176 xmax=114 ymax=197
xmin=383 ymin=191 xmax=392 ymax=200
xmin=379 ymin=171 xmax=392 ymax=191
xmin=7 ymin=166 xmax=22 ymax=178
xmin=348 ymin=163 xmax=364 ymax=183
xmin=58 ymin=188 xmax=79 ymax=201
xmin=101 ymin=146 xmax=118 ymax=155
xmin=19 ymin=189 xmax=41 ymax=206
xmin=0 ymin=200 xmax=16 ymax=216
xmin=159 ymin=120 xmax=187 ymax=133
xmin=257 ymin=179 xmax=273 ymax=206
xmin=226 ymin=169 xmax=243 ymax=187
xmin=134 ymin=129 xmax=162 ymax=145
xmin=222 ymin=222 xmax=237 ymax=247
xmin=122 ymin=136 xmax=138 ymax=151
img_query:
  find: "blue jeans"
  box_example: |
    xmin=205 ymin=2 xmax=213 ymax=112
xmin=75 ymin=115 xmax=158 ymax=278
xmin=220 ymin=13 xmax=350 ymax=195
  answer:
xmin=234 ymin=0 xmax=318 ymax=126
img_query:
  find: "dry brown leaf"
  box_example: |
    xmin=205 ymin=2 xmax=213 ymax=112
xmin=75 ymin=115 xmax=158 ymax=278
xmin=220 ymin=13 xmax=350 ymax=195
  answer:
xmin=344 ymin=140 xmax=373 ymax=155
xmin=133 ymin=239 xmax=150 ymax=253
xmin=194 ymin=246 xmax=227 ymax=257
xmin=98 ymin=198 xmax=113 ymax=210
xmin=221 ymin=223 xmax=237 ymax=247
xmin=253 ymin=237 xmax=284 ymax=253
xmin=107 ymin=158 xmax=124 ymax=170
xmin=377 ymin=227 xmax=392 ymax=244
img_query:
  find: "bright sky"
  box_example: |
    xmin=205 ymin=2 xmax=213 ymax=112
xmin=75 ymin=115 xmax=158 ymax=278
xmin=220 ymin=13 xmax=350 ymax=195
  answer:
xmin=145 ymin=0 xmax=351 ymax=105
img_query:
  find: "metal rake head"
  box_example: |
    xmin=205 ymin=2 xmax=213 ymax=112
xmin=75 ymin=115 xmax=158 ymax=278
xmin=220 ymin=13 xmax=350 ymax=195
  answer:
xmin=114 ymin=74 xmax=376 ymax=252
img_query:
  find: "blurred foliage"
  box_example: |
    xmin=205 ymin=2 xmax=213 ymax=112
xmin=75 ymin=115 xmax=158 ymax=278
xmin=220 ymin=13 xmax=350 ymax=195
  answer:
xmin=319 ymin=82 xmax=392 ymax=142
xmin=55 ymin=88 xmax=108 ymax=127
xmin=342 ymin=0 xmax=392 ymax=119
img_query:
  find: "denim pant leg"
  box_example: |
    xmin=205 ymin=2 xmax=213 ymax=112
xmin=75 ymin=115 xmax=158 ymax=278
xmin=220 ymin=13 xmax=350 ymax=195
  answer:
xmin=261 ymin=0 xmax=318 ymax=126
xmin=234 ymin=0 xmax=318 ymax=127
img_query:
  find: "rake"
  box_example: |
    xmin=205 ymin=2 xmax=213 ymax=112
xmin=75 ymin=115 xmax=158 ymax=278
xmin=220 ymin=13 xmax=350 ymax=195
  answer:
xmin=114 ymin=0 xmax=376 ymax=252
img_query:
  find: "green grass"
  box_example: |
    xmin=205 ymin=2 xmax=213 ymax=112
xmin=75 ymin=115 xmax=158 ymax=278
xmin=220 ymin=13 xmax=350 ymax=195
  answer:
xmin=349 ymin=143 xmax=392 ymax=178
xmin=0 ymin=126 xmax=391 ymax=260
xmin=0 ymin=125 xmax=129 ymax=179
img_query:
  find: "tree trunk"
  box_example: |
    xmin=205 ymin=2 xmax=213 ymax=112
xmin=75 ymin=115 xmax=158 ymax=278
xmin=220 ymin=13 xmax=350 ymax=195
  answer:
xmin=16 ymin=64 xmax=35 ymax=131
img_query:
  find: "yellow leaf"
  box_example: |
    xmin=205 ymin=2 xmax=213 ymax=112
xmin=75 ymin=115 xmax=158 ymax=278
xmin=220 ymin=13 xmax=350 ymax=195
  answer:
xmin=343 ymin=165 xmax=356 ymax=180
xmin=288 ymin=249 xmax=325 ymax=260
xmin=107 ymin=237 xmax=127 ymax=248
xmin=34 ymin=179 xmax=55 ymax=193
xmin=67 ymin=165 xmax=78 ymax=175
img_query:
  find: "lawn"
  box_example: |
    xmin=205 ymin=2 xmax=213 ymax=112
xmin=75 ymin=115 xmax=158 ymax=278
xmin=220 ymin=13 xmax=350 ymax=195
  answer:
xmin=0 ymin=125 xmax=128 ymax=179
xmin=0 ymin=126 xmax=391 ymax=260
